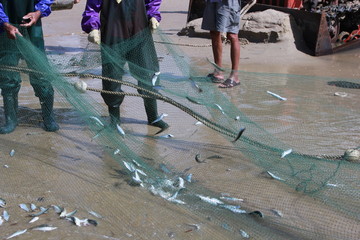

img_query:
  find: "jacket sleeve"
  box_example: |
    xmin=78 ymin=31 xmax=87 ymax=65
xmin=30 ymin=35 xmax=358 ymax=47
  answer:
xmin=145 ymin=0 xmax=162 ymax=22
xmin=81 ymin=0 xmax=102 ymax=33
xmin=0 ymin=3 xmax=9 ymax=31
xmin=35 ymin=0 xmax=54 ymax=17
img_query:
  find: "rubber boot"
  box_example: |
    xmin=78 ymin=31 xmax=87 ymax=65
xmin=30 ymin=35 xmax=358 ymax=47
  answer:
xmin=0 ymin=95 xmax=18 ymax=134
xmin=40 ymin=96 xmax=59 ymax=132
xmin=144 ymin=98 xmax=169 ymax=133
xmin=108 ymin=106 xmax=120 ymax=128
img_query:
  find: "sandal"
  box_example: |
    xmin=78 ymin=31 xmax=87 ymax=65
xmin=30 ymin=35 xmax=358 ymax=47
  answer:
xmin=218 ymin=78 xmax=240 ymax=88
xmin=207 ymin=73 xmax=224 ymax=83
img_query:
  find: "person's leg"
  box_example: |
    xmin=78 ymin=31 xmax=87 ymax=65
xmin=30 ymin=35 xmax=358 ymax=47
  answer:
xmin=210 ymin=30 xmax=224 ymax=80
xmin=227 ymin=32 xmax=240 ymax=82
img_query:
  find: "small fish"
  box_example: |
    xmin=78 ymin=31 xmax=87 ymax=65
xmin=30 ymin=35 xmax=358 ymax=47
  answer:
xmin=185 ymin=173 xmax=192 ymax=183
xmin=221 ymin=205 xmax=246 ymax=214
xmin=132 ymin=159 xmax=141 ymax=167
xmin=248 ymin=210 xmax=264 ymax=218
xmin=88 ymin=210 xmax=103 ymax=219
xmin=123 ymin=161 xmax=136 ymax=172
xmin=29 ymin=217 xmax=39 ymax=223
xmin=51 ymin=205 xmax=63 ymax=213
xmin=136 ymin=168 xmax=147 ymax=176
xmin=116 ymin=124 xmax=125 ymax=137
xmin=195 ymin=154 xmax=206 ymax=163
xmin=185 ymin=223 xmax=200 ymax=230
xmin=235 ymin=116 xmax=240 ymax=120
xmin=271 ymin=209 xmax=283 ymax=217
xmin=67 ymin=216 xmax=82 ymax=226
xmin=3 ymin=210 xmax=9 ymax=221
xmin=0 ymin=216 xmax=3 ymax=226
xmin=114 ymin=149 xmax=121 ymax=155
xmin=190 ymin=80 xmax=203 ymax=93
xmin=195 ymin=121 xmax=203 ymax=125
xmin=281 ymin=149 xmax=292 ymax=158
xmin=89 ymin=116 xmax=104 ymax=127
xmin=151 ymin=71 xmax=160 ymax=86
xmin=266 ymin=171 xmax=284 ymax=181
xmin=32 ymin=224 xmax=57 ymax=232
xmin=214 ymin=104 xmax=225 ymax=114
xmin=30 ymin=203 xmax=37 ymax=211
xmin=29 ymin=207 xmax=49 ymax=217
xmin=19 ymin=203 xmax=30 ymax=212
xmin=6 ymin=229 xmax=27 ymax=239
xmin=65 ymin=209 xmax=77 ymax=218
xmin=151 ymin=113 xmax=168 ymax=124
xmin=207 ymin=155 xmax=223 ymax=159
xmin=174 ymin=177 xmax=185 ymax=189
xmin=132 ymin=170 xmax=142 ymax=185
xmin=159 ymin=134 xmax=174 ymax=138
xmin=239 ymin=230 xmax=250 ymax=238
xmin=4 ymin=164 xmax=9 ymax=168
xmin=9 ymin=149 xmax=15 ymax=157
xmin=0 ymin=198 xmax=6 ymax=208
xmin=232 ymin=127 xmax=246 ymax=142
xmin=266 ymin=91 xmax=287 ymax=101
xmin=220 ymin=196 xmax=244 ymax=202
xmin=197 ymin=195 xmax=224 ymax=206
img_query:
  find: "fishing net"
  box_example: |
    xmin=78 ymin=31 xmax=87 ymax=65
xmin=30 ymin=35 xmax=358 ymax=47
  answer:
xmin=0 ymin=26 xmax=359 ymax=240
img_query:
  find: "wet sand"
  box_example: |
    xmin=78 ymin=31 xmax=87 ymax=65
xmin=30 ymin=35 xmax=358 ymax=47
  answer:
xmin=0 ymin=1 xmax=359 ymax=240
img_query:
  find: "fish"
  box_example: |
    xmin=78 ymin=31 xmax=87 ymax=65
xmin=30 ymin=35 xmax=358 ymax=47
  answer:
xmin=113 ymin=149 xmax=120 ymax=155
xmin=185 ymin=173 xmax=192 ymax=183
xmin=89 ymin=116 xmax=104 ymax=127
xmin=29 ymin=217 xmax=39 ymax=223
xmin=116 ymin=124 xmax=125 ymax=137
xmin=51 ymin=205 xmax=63 ymax=213
xmin=207 ymin=155 xmax=223 ymax=159
xmin=175 ymin=177 xmax=185 ymax=189
xmin=232 ymin=127 xmax=246 ymax=142
xmin=281 ymin=149 xmax=292 ymax=158
xmin=88 ymin=210 xmax=103 ymax=219
xmin=132 ymin=159 xmax=141 ymax=167
xmin=30 ymin=203 xmax=37 ymax=211
xmin=159 ymin=134 xmax=174 ymax=138
xmin=123 ymin=161 xmax=136 ymax=172
xmin=266 ymin=171 xmax=284 ymax=181
xmin=239 ymin=230 xmax=250 ymax=238
xmin=29 ymin=207 xmax=49 ymax=217
xmin=4 ymin=164 xmax=9 ymax=168
xmin=9 ymin=149 xmax=15 ymax=157
xmin=0 ymin=216 xmax=3 ymax=226
xmin=214 ymin=104 xmax=225 ymax=115
xmin=271 ymin=209 xmax=283 ymax=217
xmin=195 ymin=121 xmax=203 ymax=125
xmin=3 ymin=210 xmax=9 ymax=221
xmin=31 ymin=224 xmax=57 ymax=232
xmin=132 ymin=170 xmax=142 ymax=184
xmin=0 ymin=198 xmax=6 ymax=208
xmin=195 ymin=154 xmax=206 ymax=163
xmin=136 ymin=169 xmax=147 ymax=176
xmin=190 ymin=80 xmax=203 ymax=93
xmin=6 ymin=229 xmax=27 ymax=239
xmin=220 ymin=196 xmax=244 ymax=202
xmin=67 ymin=216 xmax=82 ymax=226
xmin=235 ymin=116 xmax=240 ymax=120
xmin=151 ymin=71 xmax=161 ymax=86
xmin=197 ymin=195 xmax=224 ymax=206
xmin=151 ymin=113 xmax=168 ymax=124
xmin=221 ymin=205 xmax=246 ymax=214
xmin=19 ymin=203 xmax=30 ymax=212
xmin=65 ymin=209 xmax=77 ymax=218
xmin=266 ymin=91 xmax=287 ymax=101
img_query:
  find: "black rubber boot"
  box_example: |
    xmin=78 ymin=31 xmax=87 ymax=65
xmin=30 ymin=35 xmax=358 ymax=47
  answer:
xmin=40 ymin=96 xmax=59 ymax=132
xmin=108 ymin=106 xmax=120 ymax=128
xmin=0 ymin=95 xmax=18 ymax=134
xmin=144 ymin=98 xmax=169 ymax=132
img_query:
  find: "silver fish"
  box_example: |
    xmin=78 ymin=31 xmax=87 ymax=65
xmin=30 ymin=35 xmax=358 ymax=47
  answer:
xmin=4 ymin=164 xmax=9 ymax=168
xmin=132 ymin=159 xmax=141 ymax=167
xmin=9 ymin=149 xmax=15 ymax=157
xmin=88 ymin=210 xmax=103 ymax=219
xmin=113 ymin=149 xmax=121 ymax=155
xmin=168 ymin=198 xmax=186 ymax=205
xmin=266 ymin=91 xmax=287 ymax=101
xmin=271 ymin=209 xmax=283 ymax=217
xmin=160 ymin=134 xmax=174 ymax=138
xmin=29 ymin=217 xmax=39 ymax=223
xmin=0 ymin=198 xmax=6 ymax=208
xmin=67 ymin=216 xmax=82 ymax=226
xmin=123 ymin=161 xmax=136 ymax=172
xmin=30 ymin=203 xmax=37 ymax=211
xmin=266 ymin=171 xmax=284 ymax=181
xmin=132 ymin=170 xmax=142 ymax=184
xmin=195 ymin=121 xmax=203 ymax=125
xmin=89 ymin=116 xmax=104 ymax=127
xmin=221 ymin=205 xmax=246 ymax=214
xmin=51 ymin=205 xmax=63 ymax=213
xmin=232 ymin=127 xmax=246 ymax=142
xmin=281 ymin=149 xmax=292 ymax=158
xmin=29 ymin=207 xmax=49 ymax=217
xmin=3 ymin=210 xmax=9 ymax=221
xmin=65 ymin=209 xmax=77 ymax=218
xmin=151 ymin=113 xmax=168 ymax=124
xmin=32 ymin=224 xmax=57 ymax=232
xmin=214 ymin=104 xmax=225 ymax=115
xmin=220 ymin=196 xmax=244 ymax=202
xmin=239 ymin=230 xmax=250 ymax=238
xmin=185 ymin=173 xmax=192 ymax=183
xmin=116 ymin=124 xmax=125 ymax=137
xmin=151 ymin=71 xmax=161 ymax=86
xmin=0 ymin=216 xmax=3 ymax=226
xmin=19 ymin=203 xmax=30 ymax=212
xmin=175 ymin=177 xmax=185 ymax=189
xmin=136 ymin=168 xmax=147 ymax=176
xmin=6 ymin=229 xmax=27 ymax=239
xmin=190 ymin=80 xmax=203 ymax=93
xmin=197 ymin=195 xmax=224 ymax=206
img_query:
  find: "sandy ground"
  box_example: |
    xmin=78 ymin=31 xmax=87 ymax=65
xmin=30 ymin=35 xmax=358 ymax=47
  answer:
xmin=0 ymin=1 xmax=359 ymax=240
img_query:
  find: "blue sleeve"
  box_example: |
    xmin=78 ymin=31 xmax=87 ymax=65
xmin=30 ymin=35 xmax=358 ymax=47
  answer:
xmin=0 ymin=3 xmax=9 ymax=32
xmin=35 ymin=0 xmax=54 ymax=17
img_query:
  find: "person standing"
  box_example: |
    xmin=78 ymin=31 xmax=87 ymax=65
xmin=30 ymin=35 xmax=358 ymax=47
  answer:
xmin=202 ymin=0 xmax=241 ymax=88
xmin=81 ymin=0 xmax=169 ymax=132
xmin=0 ymin=0 xmax=59 ymax=134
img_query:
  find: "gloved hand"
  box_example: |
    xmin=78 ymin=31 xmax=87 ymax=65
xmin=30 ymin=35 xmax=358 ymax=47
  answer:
xmin=116 ymin=0 xmax=122 ymax=3
xmin=88 ymin=29 xmax=101 ymax=45
xmin=149 ymin=17 xmax=159 ymax=30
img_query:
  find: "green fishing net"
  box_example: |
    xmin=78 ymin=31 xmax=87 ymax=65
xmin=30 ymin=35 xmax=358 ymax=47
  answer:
xmin=0 ymin=27 xmax=359 ymax=240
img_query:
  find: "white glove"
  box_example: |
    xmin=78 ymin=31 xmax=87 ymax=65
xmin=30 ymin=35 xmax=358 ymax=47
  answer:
xmin=149 ymin=17 xmax=159 ymax=30
xmin=88 ymin=29 xmax=101 ymax=45
xmin=116 ymin=0 xmax=122 ymax=3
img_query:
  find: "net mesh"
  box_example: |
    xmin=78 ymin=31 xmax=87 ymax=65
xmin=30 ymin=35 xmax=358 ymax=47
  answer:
xmin=0 ymin=26 xmax=359 ymax=240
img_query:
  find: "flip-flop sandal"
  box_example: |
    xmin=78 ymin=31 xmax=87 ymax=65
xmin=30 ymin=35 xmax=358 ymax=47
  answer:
xmin=207 ymin=73 xmax=224 ymax=83
xmin=218 ymin=78 xmax=240 ymax=88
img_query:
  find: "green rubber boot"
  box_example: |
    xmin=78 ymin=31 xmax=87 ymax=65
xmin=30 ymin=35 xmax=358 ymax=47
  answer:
xmin=108 ymin=106 xmax=120 ymax=128
xmin=144 ymin=98 xmax=169 ymax=133
xmin=40 ymin=96 xmax=59 ymax=132
xmin=0 ymin=95 xmax=18 ymax=134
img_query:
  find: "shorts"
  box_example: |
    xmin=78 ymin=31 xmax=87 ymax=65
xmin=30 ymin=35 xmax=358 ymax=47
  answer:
xmin=201 ymin=0 xmax=241 ymax=34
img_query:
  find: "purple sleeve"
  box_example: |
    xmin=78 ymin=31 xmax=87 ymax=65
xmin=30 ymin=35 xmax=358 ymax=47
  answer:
xmin=81 ymin=0 xmax=102 ymax=33
xmin=0 ymin=3 xmax=9 ymax=31
xmin=35 ymin=0 xmax=54 ymax=17
xmin=145 ymin=0 xmax=162 ymax=22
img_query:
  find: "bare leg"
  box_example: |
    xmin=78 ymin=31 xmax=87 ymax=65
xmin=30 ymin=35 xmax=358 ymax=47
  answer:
xmin=210 ymin=30 xmax=224 ymax=79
